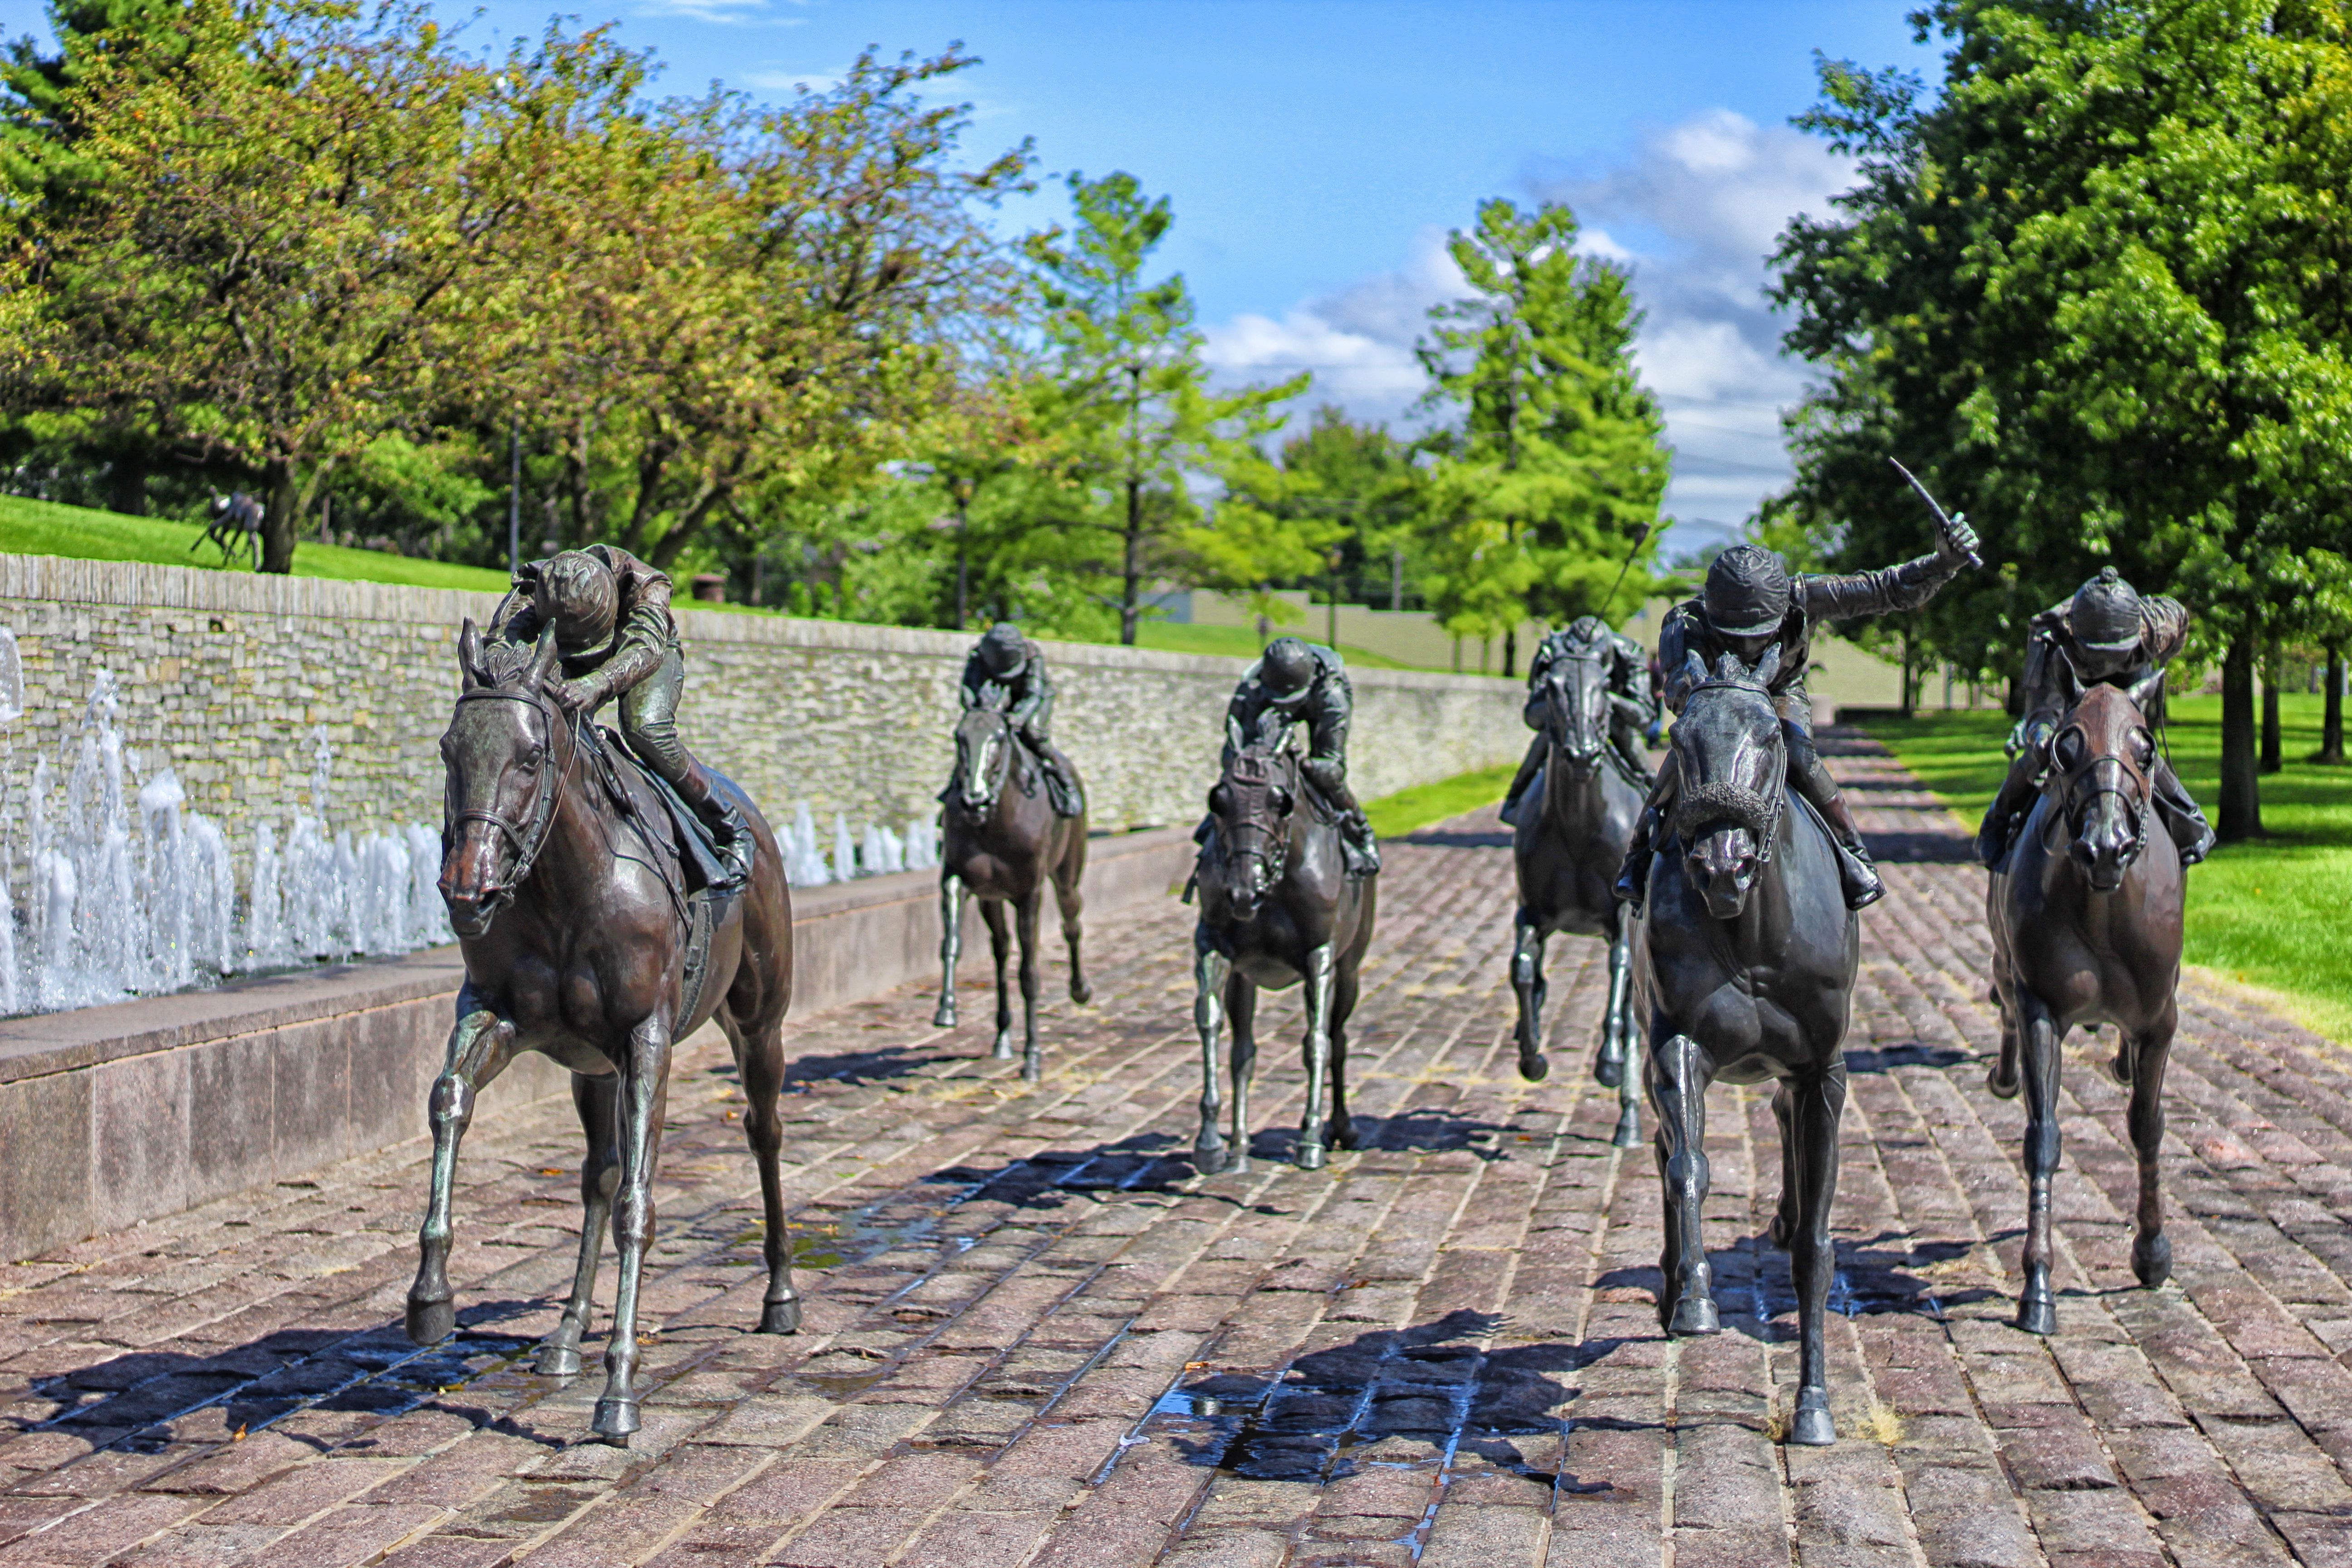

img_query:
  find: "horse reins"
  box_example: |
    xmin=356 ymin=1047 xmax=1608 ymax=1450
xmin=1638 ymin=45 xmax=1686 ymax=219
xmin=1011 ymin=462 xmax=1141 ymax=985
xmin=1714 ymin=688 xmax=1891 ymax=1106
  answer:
xmin=446 ymin=686 xmax=575 ymax=913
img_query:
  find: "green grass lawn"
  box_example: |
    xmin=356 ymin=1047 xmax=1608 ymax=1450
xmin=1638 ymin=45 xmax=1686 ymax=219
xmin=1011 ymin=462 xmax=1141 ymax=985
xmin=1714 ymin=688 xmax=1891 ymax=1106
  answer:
xmin=1854 ymin=693 xmax=2352 ymax=1042
xmin=1363 ymin=763 xmax=1517 ymax=839
xmin=1129 ymin=619 xmax=1416 ymax=670
xmin=0 ymin=493 xmax=515 ymax=592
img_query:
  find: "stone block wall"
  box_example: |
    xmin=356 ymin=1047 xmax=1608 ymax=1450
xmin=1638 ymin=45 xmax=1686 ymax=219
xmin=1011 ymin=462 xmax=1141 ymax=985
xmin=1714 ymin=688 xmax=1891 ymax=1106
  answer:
xmin=0 ymin=554 xmax=1524 ymax=889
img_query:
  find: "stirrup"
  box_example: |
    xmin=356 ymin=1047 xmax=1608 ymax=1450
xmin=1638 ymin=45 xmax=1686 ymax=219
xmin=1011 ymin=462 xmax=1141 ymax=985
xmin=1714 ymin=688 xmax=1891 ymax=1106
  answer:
xmin=1836 ymin=843 xmax=1883 ymax=909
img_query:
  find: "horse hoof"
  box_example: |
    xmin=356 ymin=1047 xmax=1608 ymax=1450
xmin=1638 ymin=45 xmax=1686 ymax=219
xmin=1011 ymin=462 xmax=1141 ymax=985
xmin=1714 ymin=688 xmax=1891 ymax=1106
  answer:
xmin=1667 ymin=1296 xmax=1720 ymax=1337
xmin=1986 ymin=1066 xmax=2020 ymax=1101
xmin=1612 ymin=1111 xmax=1642 ymax=1150
xmin=2014 ymin=1294 xmax=2057 ymax=1336
xmin=1593 ymin=1053 xmax=1623 ymax=1090
xmin=1070 ymin=982 xmax=1093 ymax=1005
xmin=1331 ymin=1120 xmax=1359 ymax=1152
xmin=759 ymin=1297 xmax=803 ymax=1335
xmin=593 ymin=1397 xmax=639 ymax=1442
xmin=1518 ymin=1051 xmax=1550 ymax=1084
xmin=1787 ymin=1389 xmax=1836 ymax=1447
xmin=2133 ymin=1232 xmax=2172 ymax=1289
xmin=932 ymin=1005 xmax=956 ymax=1029
xmin=991 ymin=1036 xmax=1015 ymax=1061
xmin=1021 ymin=1058 xmax=1043 ymax=1084
xmin=1193 ymin=1145 xmax=1231 ymax=1176
xmin=405 ymin=1294 xmax=455 ymax=1347
xmin=534 ymin=1343 xmax=583 ymax=1377
xmin=1295 ymin=1142 xmax=1327 ymax=1172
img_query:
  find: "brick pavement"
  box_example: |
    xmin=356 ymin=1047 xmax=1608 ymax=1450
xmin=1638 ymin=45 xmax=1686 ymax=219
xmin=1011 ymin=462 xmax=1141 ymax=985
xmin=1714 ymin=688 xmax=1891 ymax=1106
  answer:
xmin=0 ymin=730 xmax=2347 ymax=1565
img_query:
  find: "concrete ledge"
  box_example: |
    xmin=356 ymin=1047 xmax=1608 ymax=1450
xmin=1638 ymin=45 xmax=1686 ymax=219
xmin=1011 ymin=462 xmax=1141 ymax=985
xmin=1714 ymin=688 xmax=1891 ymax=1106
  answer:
xmin=0 ymin=826 xmax=1196 ymax=1261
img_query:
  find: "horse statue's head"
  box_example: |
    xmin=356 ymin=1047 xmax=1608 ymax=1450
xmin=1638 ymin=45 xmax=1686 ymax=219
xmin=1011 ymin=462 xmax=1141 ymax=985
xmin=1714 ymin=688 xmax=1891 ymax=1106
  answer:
xmin=1532 ymin=617 xmax=1618 ymax=778
xmin=1668 ymin=646 xmax=1787 ymax=920
xmin=2045 ymin=675 xmax=2164 ymax=892
xmin=1201 ymin=716 xmax=1300 ymax=920
xmin=951 ymin=697 xmax=1030 ymax=817
xmin=438 ymin=619 xmax=568 ymax=938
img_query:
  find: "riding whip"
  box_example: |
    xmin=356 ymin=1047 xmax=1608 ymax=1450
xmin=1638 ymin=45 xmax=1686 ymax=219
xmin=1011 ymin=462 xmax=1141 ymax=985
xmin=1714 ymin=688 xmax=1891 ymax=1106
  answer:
xmin=1888 ymin=457 xmax=1982 ymax=568
xmin=1599 ymin=523 xmax=1655 ymax=619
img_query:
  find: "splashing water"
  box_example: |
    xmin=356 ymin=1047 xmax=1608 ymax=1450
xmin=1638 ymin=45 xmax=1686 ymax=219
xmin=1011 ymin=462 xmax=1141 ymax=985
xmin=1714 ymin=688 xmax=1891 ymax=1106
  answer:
xmin=2 ymin=669 xmax=452 ymax=1017
xmin=772 ymin=801 xmax=938 ymax=887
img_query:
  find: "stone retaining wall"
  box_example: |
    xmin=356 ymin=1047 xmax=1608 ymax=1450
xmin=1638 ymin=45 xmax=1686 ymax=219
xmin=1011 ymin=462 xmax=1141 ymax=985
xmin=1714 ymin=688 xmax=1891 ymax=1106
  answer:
xmin=0 ymin=554 xmax=1523 ymax=884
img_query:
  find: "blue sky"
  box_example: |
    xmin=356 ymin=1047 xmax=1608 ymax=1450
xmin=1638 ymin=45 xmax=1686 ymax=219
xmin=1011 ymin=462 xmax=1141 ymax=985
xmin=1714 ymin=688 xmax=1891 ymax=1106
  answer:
xmin=26 ymin=0 xmax=1945 ymax=555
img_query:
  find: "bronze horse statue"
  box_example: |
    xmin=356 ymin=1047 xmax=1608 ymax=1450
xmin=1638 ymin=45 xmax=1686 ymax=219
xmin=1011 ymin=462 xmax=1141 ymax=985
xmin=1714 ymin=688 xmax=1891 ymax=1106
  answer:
xmin=1510 ymin=625 xmax=1646 ymax=1146
xmin=934 ymin=702 xmax=1091 ymax=1081
xmin=1987 ymin=676 xmax=2183 ymax=1334
xmin=1632 ymin=647 xmax=1859 ymax=1446
xmin=410 ymin=622 xmax=798 ymax=1444
xmin=1191 ymin=723 xmax=1377 ymax=1173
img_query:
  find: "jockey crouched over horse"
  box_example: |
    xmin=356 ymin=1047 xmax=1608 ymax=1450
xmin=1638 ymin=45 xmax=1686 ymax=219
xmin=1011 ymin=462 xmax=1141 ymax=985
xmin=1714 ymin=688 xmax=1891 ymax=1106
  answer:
xmin=1981 ymin=566 xmax=2203 ymax=1335
xmin=1189 ymin=637 xmax=1379 ymax=1173
xmin=935 ymin=623 xmax=1092 ymax=1082
xmin=1624 ymin=493 xmax=1979 ymax=1446
xmin=1499 ymin=618 xmax=1653 ymax=1144
xmin=409 ymin=545 xmax=798 ymax=1446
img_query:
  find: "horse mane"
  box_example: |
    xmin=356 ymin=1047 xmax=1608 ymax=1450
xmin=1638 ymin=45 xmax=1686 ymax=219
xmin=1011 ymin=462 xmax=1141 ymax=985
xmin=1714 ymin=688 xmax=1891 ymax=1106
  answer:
xmin=476 ymin=640 xmax=536 ymax=687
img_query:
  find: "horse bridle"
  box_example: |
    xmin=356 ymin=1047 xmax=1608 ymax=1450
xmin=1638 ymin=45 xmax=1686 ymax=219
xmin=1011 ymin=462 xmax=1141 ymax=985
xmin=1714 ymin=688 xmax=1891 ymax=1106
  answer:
xmin=444 ymin=686 xmax=575 ymax=913
xmin=1673 ymin=683 xmax=1788 ymax=865
xmin=956 ymin=708 xmax=1018 ymax=813
xmin=1216 ymin=747 xmax=1296 ymax=887
xmin=1542 ymin=651 xmax=1609 ymax=766
xmin=2047 ymin=721 xmax=2153 ymax=861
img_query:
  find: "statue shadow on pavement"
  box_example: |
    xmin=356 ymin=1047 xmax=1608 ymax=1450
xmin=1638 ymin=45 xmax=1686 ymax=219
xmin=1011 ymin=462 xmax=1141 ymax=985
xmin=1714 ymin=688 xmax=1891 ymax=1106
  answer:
xmin=1150 ymin=1309 xmax=1630 ymax=1485
xmin=1592 ymin=1229 xmax=1995 ymax=1333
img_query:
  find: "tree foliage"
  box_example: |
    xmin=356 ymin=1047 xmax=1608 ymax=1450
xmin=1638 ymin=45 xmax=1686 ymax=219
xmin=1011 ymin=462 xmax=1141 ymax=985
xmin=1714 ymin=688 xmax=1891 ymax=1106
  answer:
xmin=1770 ymin=0 xmax=2352 ymax=836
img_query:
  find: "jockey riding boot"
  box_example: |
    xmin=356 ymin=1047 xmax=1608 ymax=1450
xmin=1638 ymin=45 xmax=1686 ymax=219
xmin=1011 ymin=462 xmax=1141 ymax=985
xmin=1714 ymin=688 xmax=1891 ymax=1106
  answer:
xmin=1498 ymin=736 xmax=1544 ymax=828
xmin=675 ymin=760 xmax=753 ymax=893
xmin=1037 ymin=742 xmax=1086 ymax=818
xmin=2154 ymin=762 xmax=2215 ymax=866
xmin=1976 ymin=756 xmax=2037 ymax=870
xmin=1612 ymin=803 xmax=1659 ymax=914
xmin=1340 ymin=809 xmax=1382 ymax=877
xmin=1816 ymin=791 xmax=1885 ymax=910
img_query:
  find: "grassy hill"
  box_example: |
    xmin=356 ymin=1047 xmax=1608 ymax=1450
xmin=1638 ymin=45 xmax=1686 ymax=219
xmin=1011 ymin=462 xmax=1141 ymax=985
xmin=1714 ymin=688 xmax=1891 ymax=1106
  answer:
xmin=0 ymin=493 xmax=514 ymax=592
xmin=0 ymin=493 xmax=1434 ymax=668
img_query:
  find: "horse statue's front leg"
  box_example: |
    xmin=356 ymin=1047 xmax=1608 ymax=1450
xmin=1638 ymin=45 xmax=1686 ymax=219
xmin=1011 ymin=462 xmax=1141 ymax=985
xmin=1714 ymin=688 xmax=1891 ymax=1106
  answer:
xmin=1650 ymin=1031 xmax=1718 ymax=1336
xmin=1783 ymin=1062 xmax=1847 ymax=1446
xmin=1510 ymin=911 xmax=1550 ymax=1083
xmin=1191 ymin=933 xmax=1233 ymax=1174
xmin=596 ymin=1010 xmax=675 ymax=1443
xmin=1296 ymin=942 xmax=1337 ymax=1171
xmin=933 ymin=872 xmax=965 ymax=1028
xmin=1015 ymin=891 xmax=1045 ymax=1083
xmin=1606 ymin=925 xmax=1642 ymax=1148
xmin=2014 ymin=993 xmax=2064 ymax=1336
xmin=407 ymin=994 xmax=518 ymax=1346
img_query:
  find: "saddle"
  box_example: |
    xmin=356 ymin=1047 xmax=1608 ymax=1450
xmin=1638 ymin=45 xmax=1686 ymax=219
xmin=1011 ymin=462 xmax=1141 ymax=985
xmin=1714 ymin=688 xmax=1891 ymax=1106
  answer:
xmin=580 ymin=724 xmax=730 ymax=1022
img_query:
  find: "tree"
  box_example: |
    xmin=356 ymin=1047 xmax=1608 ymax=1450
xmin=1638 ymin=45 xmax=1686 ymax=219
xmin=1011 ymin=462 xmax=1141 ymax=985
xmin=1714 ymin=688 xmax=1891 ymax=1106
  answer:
xmin=1415 ymin=198 xmax=1670 ymax=675
xmin=2 ymin=0 xmax=625 ymax=571
xmin=1024 ymin=172 xmax=1304 ymax=644
xmin=1770 ymin=1 xmax=2352 ymax=839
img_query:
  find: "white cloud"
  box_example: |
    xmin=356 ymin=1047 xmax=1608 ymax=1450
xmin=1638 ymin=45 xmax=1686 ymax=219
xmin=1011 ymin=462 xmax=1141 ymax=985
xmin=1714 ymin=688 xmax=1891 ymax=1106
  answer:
xmin=633 ymin=0 xmax=807 ymax=26
xmin=1199 ymin=108 xmax=1854 ymax=562
xmin=742 ymin=62 xmax=848 ymax=92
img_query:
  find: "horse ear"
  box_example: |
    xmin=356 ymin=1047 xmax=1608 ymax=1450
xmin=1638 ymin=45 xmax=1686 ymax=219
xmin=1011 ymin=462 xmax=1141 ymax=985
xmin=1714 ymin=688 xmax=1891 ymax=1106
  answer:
xmin=1226 ymin=715 xmax=1247 ymax=754
xmin=1715 ymin=652 xmax=1743 ymax=681
xmin=1754 ymin=643 xmax=1783 ymax=686
xmin=525 ymin=625 xmax=559 ymax=691
xmin=1680 ymin=650 xmax=1706 ymax=689
xmin=457 ymin=618 xmax=483 ymax=692
xmin=2127 ymin=669 xmax=2163 ymax=718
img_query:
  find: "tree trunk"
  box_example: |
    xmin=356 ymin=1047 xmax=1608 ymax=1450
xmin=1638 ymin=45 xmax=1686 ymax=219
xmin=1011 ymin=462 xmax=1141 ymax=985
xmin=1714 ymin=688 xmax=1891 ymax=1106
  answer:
xmin=1120 ymin=477 xmax=1142 ymax=645
xmin=2323 ymin=643 xmax=2344 ymax=764
xmin=1503 ymin=626 xmax=1516 ymax=679
xmin=2220 ymin=636 xmax=2261 ymax=841
xmin=1899 ymin=635 xmax=1916 ymax=720
xmin=260 ymin=458 xmax=298 ymax=574
xmin=954 ymin=495 xmax=970 ymax=631
xmin=1390 ymin=545 xmax=1403 ymax=612
xmin=107 ymin=452 xmax=148 ymax=517
xmin=2260 ymin=641 xmax=2283 ymax=774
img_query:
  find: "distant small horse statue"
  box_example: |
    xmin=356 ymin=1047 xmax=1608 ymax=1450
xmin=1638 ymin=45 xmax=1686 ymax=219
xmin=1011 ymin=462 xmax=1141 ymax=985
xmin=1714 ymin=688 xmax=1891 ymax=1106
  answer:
xmin=1191 ymin=725 xmax=1378 ymax=1173
xmin=1510 ymin=622 xmax=1646 ymax=1145
xmin=197 ymin=491 xmax=262 ymax=569
xmin=1987 ymin=676 xmax=2183 ymax=1334
xmin=934 ymin=702 xmax=1091 ymax=1081
xmin=1633 ymin=647 xmax=1859 ymax=1446
xmin=410 ymin=621 xmax=798 ymax=1444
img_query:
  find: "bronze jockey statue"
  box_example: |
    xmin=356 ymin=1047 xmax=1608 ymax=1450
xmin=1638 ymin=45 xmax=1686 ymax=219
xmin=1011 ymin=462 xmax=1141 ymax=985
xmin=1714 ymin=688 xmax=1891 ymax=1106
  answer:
xmin=1615 ymin=525 xmax=1980 ymax=911
xmin=961 ymin=623 xmax=1085 ymax=817
xmin=1976 ymin=566 xmax=2214 ymax=870
xmin=1218 ymin=637 xmax=1381 ymax=877
xmin=488 ymin=544 xmax=751 ymax=890
xmin=1500 ymin=617 xmax=1656 ymax=826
